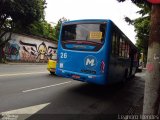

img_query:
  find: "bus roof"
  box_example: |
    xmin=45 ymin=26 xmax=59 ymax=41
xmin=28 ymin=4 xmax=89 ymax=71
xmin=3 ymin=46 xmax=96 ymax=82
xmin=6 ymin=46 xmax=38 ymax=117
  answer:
xmin=63 ymin=19 xmax=110 ymax=25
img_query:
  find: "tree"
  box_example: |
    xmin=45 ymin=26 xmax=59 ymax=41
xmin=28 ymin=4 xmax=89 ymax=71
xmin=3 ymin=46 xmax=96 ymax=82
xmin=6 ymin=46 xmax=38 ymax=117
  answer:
xmin=123 ymin=2 xmax=151 ymax=66
xmin=54 ymin=17 xmax=69 ymax=40
xmin=134 ymin=17 xmax=150 ymax=66
xmin=0 ymin=0 xmax=46 ymax=62
xmin=143 ymin=4 xmax=160 ymax=115
xmin=26 ymin=20 xmax=56 ymax=40
xmin=117 ymin=0 xmax=160 ymax=116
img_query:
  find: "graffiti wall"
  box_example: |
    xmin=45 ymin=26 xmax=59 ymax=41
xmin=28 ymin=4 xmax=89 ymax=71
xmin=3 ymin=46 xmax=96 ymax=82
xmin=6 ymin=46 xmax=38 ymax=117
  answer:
xmin=4 ymin=33 xmax=57 ymax=63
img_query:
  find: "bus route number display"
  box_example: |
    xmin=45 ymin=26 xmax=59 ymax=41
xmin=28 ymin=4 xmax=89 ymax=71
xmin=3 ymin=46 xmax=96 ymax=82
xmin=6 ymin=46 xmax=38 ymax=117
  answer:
xmin=89 ymin=32 xmax=102 ymax=40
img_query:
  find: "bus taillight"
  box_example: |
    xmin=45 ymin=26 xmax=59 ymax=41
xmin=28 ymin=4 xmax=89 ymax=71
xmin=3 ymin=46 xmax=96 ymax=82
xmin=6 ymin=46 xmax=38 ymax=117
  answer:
xmin=101 ymin=61 xmax=105 ymax=73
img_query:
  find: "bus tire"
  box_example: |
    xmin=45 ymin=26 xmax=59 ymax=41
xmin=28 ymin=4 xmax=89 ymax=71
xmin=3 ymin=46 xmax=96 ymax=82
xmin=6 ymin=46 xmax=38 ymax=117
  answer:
xmin=50 ymin=71 xmax=55 ymax=75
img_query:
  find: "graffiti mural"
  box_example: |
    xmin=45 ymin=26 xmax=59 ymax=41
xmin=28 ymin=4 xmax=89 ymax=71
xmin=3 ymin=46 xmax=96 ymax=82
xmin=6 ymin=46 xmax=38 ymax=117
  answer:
xmin=20 ymin=40 xmax=57 ymax=62
xmin=4 ymin=39 xmax=20 ymax=61
xmin=4 ymin=33 xmax=57 ymax=62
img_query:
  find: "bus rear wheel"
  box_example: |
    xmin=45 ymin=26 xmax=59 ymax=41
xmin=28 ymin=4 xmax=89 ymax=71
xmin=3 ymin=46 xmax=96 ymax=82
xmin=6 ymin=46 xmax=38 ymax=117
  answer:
xmin=50 ymin=71 xmax=55 ymax=75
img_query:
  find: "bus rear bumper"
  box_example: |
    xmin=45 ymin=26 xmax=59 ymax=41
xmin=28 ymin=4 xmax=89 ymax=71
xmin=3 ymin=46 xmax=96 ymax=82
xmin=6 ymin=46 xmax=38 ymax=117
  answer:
xmin=56 ymin=69 xmax=107 ymax=85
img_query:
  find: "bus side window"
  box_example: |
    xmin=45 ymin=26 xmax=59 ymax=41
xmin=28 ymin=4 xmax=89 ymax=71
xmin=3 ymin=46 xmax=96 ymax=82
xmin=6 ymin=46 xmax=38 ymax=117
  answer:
xmin=115 ymin=34 xmax=119 ymax=56
xmin=121 ymin=39 xmax=125 ymax=58
xmin=112 ymin=32 xmax=116 ymax=55
xmin=134 ymin=52 xmax=138 ymax=61
xmin=124 ymin=41 xmax=128 ymax=58
xmin=119 ymin=37 xmax=123 ymax=57
xmin=129 ymin=46 xmax=132 ymax=58
xmin=126 ymin=42 xmax=130 ymax=58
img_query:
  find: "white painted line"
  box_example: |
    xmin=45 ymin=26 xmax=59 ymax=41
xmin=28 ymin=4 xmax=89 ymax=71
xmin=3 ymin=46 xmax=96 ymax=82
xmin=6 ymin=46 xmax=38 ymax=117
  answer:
xmin=22 ymin=81 xmax=72 ymax=93
xmin=1 ymin=102 xmax=50 ymax=114
xmin=0 ymin=103 xmax=50 ymax=120
xmin=0 ymin=72 xmax=48 ymax=77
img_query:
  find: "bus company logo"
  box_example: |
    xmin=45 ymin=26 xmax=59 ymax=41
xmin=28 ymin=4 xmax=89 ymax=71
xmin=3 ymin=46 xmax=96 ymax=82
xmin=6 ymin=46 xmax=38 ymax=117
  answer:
xmin=84 ymin=55 xmax=97 ymax=69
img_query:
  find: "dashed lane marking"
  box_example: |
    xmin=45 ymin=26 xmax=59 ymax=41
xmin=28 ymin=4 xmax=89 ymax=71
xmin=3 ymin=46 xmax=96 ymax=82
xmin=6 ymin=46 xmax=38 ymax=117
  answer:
xmin=0 ymin=72 xmax=48 ymax=77
xmin=22 ymin=81 xmax=72 ymax=93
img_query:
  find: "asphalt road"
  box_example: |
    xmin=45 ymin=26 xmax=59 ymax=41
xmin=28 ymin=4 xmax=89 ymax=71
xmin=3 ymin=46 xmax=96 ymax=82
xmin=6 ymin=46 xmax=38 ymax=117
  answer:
xmin=0 ymin=64 xmax=145 ymax=120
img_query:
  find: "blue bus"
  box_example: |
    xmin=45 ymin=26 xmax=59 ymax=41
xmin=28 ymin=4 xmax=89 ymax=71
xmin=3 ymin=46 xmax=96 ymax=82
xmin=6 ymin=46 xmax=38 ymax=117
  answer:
xmin=56 ymin=19 xmax=138 ymax=85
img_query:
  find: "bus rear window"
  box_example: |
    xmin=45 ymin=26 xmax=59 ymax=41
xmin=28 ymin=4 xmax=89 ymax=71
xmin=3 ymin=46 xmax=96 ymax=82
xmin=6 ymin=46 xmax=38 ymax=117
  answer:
xmin=61 ymin=23 xmax=106 ymax=51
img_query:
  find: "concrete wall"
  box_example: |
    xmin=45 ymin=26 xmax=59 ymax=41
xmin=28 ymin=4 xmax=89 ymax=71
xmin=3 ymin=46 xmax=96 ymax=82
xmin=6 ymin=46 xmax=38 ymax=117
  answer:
xmin=4 ymin=33 xmax=57 ymax=63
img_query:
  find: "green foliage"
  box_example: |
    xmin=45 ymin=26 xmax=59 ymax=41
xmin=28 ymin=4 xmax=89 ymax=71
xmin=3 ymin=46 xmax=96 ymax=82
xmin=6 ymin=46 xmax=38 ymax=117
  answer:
xmin=26 ymin=17 xmax=69 ymax=41
xmin=54 ymin=17 xmax=69 ymax=40
xmin=134 ymin=5 xmax=150 ymax=65
xmin=24 ymin=17 xmax=69 ymax=41
xmin=0 ymin=0 xmax=46 ymax=46
xmin=117 ymin=0 xmax=151 ymax=65
xmin=134 ymin=16 xmax=150 ymax=61
xmin=23 ymin=20 xmax=56 ymax=40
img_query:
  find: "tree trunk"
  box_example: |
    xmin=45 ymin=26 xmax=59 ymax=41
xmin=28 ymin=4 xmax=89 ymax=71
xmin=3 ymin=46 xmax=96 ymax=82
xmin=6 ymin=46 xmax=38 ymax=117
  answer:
xmin=143 ymin=4 xmax=160 ymax=115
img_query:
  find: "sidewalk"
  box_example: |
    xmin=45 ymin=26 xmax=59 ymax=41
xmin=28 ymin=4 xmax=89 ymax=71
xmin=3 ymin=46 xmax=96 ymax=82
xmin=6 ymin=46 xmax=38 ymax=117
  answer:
xmin=126 ymin=96 xmax=144 ymax=115
xmin=123 ymin=69 xmax=146 ymax=120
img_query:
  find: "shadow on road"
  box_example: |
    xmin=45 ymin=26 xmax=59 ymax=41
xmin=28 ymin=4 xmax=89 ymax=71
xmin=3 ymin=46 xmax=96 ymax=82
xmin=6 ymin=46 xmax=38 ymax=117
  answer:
xmin=26 ymin=74 xmax=144 ymax=120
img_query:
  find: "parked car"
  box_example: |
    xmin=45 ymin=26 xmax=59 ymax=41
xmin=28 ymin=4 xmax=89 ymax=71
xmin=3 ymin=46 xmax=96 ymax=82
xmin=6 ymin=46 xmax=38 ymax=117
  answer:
xmin=47 ymin=54 xmax=57 ymax=74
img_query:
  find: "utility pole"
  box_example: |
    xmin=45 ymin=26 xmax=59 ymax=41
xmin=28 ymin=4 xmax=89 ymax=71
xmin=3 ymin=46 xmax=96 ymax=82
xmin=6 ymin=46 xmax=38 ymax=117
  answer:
xmin=143 ymin=1 xmax=160 ymax=116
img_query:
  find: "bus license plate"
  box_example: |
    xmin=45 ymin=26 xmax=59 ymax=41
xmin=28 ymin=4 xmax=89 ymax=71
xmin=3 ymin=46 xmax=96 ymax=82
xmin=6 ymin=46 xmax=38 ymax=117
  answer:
xmin=72 ymin=75 xmax=80 ymax=79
